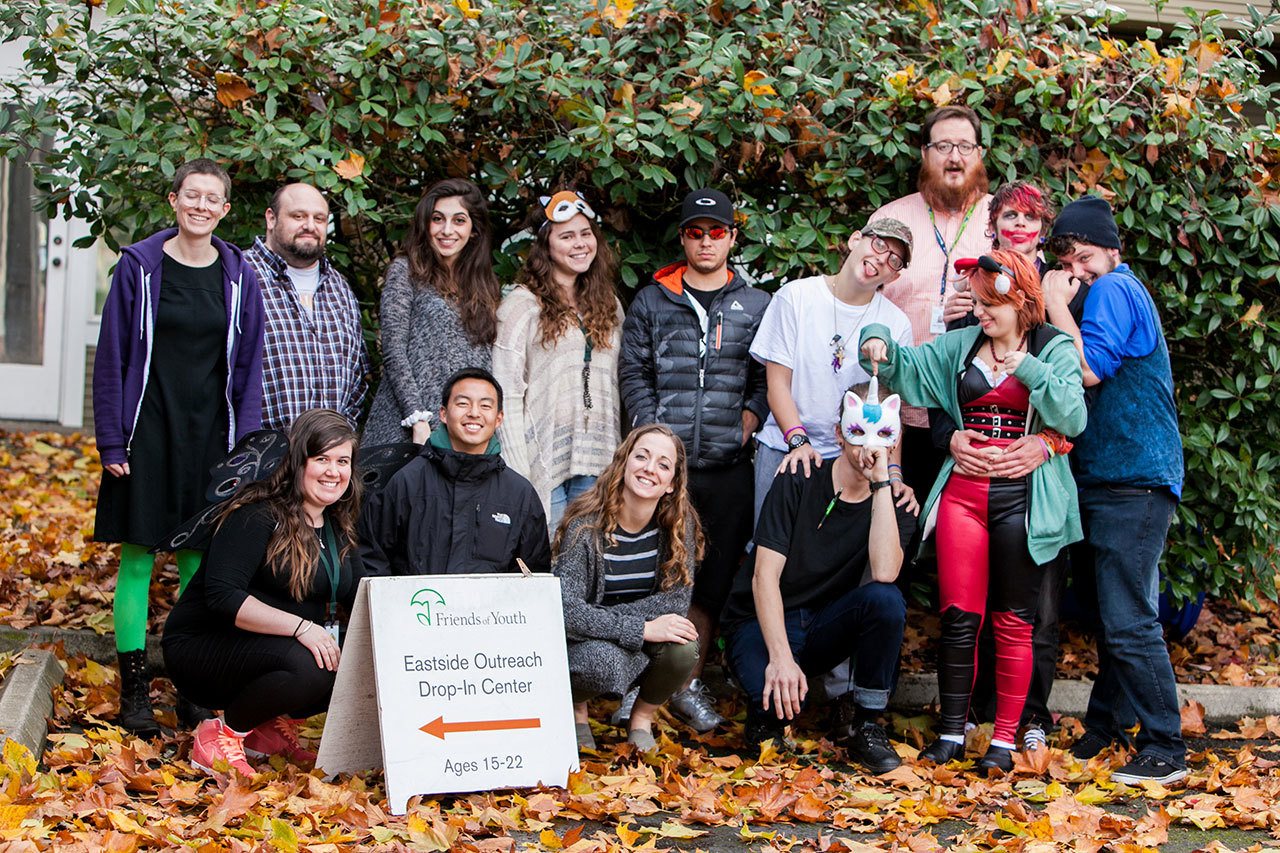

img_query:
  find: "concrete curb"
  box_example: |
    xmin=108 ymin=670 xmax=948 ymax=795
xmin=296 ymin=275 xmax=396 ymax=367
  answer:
xmin=0 ymin=649 xmax=64 ymax=758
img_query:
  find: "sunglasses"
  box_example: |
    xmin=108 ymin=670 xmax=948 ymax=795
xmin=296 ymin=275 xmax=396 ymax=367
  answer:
xmin=680 ymin=225 xmax=732 ymax=241
xmin=869 ymin=235 xmax=906 ymax=271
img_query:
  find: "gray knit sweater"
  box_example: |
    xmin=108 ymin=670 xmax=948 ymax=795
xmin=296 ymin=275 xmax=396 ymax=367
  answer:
xmin=553 ymin=512 xmax=696 ymax=695
xmin=363 ymin=257 xmax=492 ymax=445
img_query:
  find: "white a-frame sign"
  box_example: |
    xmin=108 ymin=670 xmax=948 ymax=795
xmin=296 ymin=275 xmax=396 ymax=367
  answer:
xmin=317 ymin=575 xmax=579 ymax=815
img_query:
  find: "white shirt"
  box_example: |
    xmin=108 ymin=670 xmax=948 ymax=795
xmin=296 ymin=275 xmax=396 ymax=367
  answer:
xmin=750 ymin=276 xmax=914 ymax=456
xmin=285 ymin=262 xmax=322 ymax=314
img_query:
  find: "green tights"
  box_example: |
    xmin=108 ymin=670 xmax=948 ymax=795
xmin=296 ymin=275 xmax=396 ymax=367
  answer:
xmin=114 ymin=544 xmax=201 ymax=653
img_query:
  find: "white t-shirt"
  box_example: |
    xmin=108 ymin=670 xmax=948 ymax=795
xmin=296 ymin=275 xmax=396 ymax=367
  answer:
xmin=285 ymin=263 xmax=322 ymax=314
xmin=751 ymin=276 xmax=914 ymax=456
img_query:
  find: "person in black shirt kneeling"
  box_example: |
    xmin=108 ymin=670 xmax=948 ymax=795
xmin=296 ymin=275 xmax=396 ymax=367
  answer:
xmin=722 ymin=379 xmax=917 ymax=775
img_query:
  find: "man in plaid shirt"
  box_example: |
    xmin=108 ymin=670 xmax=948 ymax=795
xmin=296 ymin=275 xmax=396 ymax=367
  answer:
xmin=245 ymin=183 xmax=370 ymax=432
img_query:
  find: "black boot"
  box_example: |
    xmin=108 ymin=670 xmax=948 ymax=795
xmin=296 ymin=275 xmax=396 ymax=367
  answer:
xmin=115 ymin=650 xmax=159 ymax=735
xmin=920 ymin=738 xmax=966 ymax=764
xmin=176 ymin=694 xmax=215 ymax=729
xmin=978 ymin=744 xmax=1015 ymax=773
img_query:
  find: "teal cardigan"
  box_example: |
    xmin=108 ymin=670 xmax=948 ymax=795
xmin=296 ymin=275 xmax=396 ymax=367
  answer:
xmin=858 ymin=322 xmax=1088 ymax=565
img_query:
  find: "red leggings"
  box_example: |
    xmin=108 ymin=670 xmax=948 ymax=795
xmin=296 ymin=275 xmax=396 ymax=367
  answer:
xmin=935 ymin=469 xmax=1043 ymax=744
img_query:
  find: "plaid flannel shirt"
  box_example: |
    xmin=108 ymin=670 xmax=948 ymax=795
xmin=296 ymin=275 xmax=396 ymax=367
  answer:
xmin=245 ymin=237 xmax=371 ymax=432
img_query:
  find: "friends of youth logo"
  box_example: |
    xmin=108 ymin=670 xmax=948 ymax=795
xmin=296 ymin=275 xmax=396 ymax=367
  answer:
xmin=410 ymin=588 xmax=446 ymax=626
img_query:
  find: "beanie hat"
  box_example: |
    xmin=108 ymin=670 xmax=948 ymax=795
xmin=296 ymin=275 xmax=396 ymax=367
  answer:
xmin=1050 ymin=196 xmax=1121 ymax=250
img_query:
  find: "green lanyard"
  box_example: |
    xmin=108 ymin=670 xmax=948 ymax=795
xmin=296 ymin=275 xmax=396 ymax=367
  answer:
xmin=318 ymin=519 xmax=341 ymax=623
xmin=928 ymin=203 xmax=979 ymax=298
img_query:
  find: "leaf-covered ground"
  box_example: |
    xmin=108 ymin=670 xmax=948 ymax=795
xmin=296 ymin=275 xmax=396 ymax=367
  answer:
xmin=1 ymin=647 xmax=1280 ymax=851
xmin=3 ymin=429 xmax=1278 ymax=687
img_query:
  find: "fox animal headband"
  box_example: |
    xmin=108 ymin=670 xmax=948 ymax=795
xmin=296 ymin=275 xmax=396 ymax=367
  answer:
xmin=540 ymin=191 xmax=596 ymax=228
xmin=841 ymin=377 xmax=902 ymax=448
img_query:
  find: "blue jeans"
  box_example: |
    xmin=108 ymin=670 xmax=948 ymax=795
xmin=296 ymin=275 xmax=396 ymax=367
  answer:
xmin=1078 ymin=484 xmax=1185 ymax=764
xmin=549 ymin=475 xmax=596 ymax=531
xmin=726 ymin=581 xmax=906 ymax=714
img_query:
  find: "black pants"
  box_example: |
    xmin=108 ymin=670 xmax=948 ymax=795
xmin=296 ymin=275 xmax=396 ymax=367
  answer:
xmin=687 ymin=459 xmax=755 ymax=616
xmin=163 ymin=630 xmax=336 ymax=732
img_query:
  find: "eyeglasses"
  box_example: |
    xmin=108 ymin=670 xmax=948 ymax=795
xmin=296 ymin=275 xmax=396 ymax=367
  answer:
xmin=925 ymin=140 xmax=981 ymax=157
xmin=869 ymin=235 xmax=906 ymax=271
xmin=680 ymin=225 xmax=731 ymax=241
xmin=177 ymin=190 xmax=227 ymax=207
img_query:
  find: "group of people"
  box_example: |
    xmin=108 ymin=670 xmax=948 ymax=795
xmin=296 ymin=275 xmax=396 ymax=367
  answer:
xmin=93 ymin=104 xmax=1188 ymax=787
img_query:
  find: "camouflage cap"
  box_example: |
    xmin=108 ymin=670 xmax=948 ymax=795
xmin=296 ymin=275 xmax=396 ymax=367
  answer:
xmin=863 ymin=218 xmax=913 ymax=267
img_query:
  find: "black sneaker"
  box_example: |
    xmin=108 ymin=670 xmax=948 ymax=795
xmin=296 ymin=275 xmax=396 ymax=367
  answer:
xmin=1070 ymin=730 xmax=1112 ymax=760
xmin=919 ymin=738 xmax=966 ymax=764
xmin=978 ymin=744 xmax=1014 ymax=773
xmin=1112 ymin=752 xmax=1188 ymax=786
xmin=847 ymin=721 xmax=901 ymax=775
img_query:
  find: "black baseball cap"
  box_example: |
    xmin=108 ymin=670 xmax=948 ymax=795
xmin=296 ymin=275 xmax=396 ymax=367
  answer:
xmin=679 ymin=189 xmax=735 ymax=228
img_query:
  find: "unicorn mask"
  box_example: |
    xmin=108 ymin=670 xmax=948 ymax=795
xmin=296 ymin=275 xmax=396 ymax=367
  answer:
xmin=841 ymin=377 xmax=902 ymax=448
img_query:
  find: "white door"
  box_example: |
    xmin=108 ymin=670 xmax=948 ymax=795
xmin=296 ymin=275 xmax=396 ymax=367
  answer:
xmin=0 ymin=145 xmax=67 ymax=421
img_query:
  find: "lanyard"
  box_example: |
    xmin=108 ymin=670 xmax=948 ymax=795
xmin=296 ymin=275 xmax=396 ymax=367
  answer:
xmin=928 ymin=203 xmax=978 ymax=298
xmin=318 ymin=519 xmax=341 ymax=622
xmin=578 ymin=319 xmax=594 ymax=427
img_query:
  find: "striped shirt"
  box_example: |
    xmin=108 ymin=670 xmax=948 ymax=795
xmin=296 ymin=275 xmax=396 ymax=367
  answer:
xmin=602 ymin=523 xmax=659 ymax=604
xmin=245 ymin=238 xmax=371 ymax=432
xmin=872 ymin=192 xmax=992 ymax=428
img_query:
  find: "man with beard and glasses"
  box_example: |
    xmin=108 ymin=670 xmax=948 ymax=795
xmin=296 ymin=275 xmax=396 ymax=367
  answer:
xmin=871 ymin=106 xmax=992 ymax=496
xmin=246 ymin=183 xmax=371 ymax=432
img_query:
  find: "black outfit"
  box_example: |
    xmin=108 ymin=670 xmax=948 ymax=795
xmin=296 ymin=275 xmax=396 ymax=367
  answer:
xmin=723 ymin=466 xmax=916 ymax=719
xmin=359 ymin=437 xmax=551 ymax=576
xmin=620 ymin=262 xmax=771 ymax=616
xmin=95 ymin=256 xmax=228 ymax=546
xmin=162 ymin=504 xmax=363 ymax=731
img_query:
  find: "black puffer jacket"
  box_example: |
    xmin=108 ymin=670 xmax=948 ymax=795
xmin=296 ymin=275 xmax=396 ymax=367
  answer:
xmin=359 ymin=428 xmax=551 ymax=576
xmin=620 ymin=263 xmax=771 ymax=468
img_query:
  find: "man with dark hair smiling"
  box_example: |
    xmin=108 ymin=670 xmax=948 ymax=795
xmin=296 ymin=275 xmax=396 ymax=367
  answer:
xmin=872 ymin=106 xmax=993 ymax=496
xmin=1042 ymin=196 xmax=1187 ymax=786
xmin=360 ymin=367 xmax=551 ymax=577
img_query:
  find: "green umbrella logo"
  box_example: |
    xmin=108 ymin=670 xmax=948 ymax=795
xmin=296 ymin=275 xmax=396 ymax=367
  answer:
xmin=410 ymin=588 xmax=446 ymax=626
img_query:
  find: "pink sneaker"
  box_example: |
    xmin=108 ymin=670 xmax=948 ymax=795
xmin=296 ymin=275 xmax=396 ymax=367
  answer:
xmin=244 ymin=717 xmax=317 ymax=765
xmin=191 ymin=718 xmax=255 ymax=777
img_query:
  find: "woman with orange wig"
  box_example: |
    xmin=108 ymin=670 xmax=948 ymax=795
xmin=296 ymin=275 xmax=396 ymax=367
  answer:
xmin=860 ymin=249 xmax=1086 ymax=772
xmin=552 ymin=424 xmax=705 ymax=752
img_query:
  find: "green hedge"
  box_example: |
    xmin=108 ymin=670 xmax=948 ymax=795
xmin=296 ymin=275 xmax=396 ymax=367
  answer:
xmin=3 ymin=0 xmax=1279 ymax=602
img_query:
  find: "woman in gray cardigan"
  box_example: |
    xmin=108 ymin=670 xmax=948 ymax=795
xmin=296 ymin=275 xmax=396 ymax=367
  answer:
xmin=364 ymin=179 xmax=500 ymax=444
xmin=553 ymin=424 xmax=705 ymax=751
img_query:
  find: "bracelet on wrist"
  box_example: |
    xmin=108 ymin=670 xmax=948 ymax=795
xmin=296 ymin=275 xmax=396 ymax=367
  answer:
xmin=887 ymin=463 xmax=902 ymax=472
xmin=292 ymin=617 xmax=305 ymax=638
xmin=783 ymin=425 xmax=808 ymax=440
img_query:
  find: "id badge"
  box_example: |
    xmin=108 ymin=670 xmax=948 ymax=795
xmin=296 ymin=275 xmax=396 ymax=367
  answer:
xmin=324 ymin=621 xmax=341 ymax=645
xmin=929 ymin=304 xmax=947 ymax=335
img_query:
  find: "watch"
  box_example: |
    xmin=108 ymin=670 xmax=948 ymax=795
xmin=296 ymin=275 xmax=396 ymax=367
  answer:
xmin=787 ymin=432 xmax=811 ymax=450
xmin=869 ymin=479 xmax=892 ymax=492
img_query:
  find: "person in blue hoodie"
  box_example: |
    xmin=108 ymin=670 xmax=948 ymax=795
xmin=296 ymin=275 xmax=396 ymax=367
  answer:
xmin=93 ymin=158 xmax=265 ymax=735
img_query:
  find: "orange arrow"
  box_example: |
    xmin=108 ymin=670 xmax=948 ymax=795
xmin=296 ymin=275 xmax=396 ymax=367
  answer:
xmin=419 ymin=715 xmax=541 ymax=740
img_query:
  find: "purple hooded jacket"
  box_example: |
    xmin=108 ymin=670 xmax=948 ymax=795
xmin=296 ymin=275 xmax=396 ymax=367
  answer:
xmin=93 ymin=228 xmax=265 ymax=467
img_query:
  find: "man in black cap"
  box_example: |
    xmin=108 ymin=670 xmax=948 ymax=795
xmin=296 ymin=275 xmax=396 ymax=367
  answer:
xmin=1043 ymin=196 xmax=1187 ymax=785
xmin=618 ymin=188 xmax=771 ymax=733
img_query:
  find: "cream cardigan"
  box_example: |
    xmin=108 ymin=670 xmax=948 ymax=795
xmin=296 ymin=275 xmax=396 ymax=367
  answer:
xmin=492 ymin=285 xmax=623 ymax=518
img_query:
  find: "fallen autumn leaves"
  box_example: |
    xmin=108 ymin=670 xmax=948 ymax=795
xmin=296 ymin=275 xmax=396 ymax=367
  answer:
xmin=5 ymin=430 xmax=1280 ymax=850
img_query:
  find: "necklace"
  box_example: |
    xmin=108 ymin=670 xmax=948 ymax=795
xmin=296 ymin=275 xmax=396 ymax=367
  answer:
xmin=828 ymin=278 xmax=878 ymax=373
xmin=990 ymin=335 xmax=1027 ymax=371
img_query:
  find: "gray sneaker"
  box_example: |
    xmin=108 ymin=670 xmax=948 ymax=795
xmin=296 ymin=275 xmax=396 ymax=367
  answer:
xmin=610 ymin=687 xmax=639 ymax=726
xmin=668 ymin=678 xmax=725 ymax=733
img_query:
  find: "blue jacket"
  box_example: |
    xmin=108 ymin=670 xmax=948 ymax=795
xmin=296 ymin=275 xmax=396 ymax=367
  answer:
xmin=93 ymin=228 xmax=264 ymax=466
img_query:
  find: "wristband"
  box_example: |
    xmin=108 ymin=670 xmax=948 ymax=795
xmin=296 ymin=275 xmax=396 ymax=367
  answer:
xmin=887 ymin=464 xmax=902 ymax=473
xmin=400 ymin=410 xmax=433 ymax=429
xmin=292 ymin=617 xmax=306 ymax=638
xmin=870 ymin=479 xmax=892 ymax=492
xmin=783 ymin=425 xmax=807 ymax=440
xmin=297 ymin=621 xmax=314 ymax=640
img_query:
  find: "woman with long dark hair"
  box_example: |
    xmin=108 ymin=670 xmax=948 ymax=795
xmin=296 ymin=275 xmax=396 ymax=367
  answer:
xmin=93 ymin=158 xmax=264 ymax=734
xmin=553 ymin=424 xmax=705 ymax=751
xmin=861 ymin=249 xmax=1086 ymax=772
xmin=162 ymin=409 xmax=364 ymax=777
xmin=493 ymin=190 xmax=624 ymax=527
xmin=364 ymin=178 xmax=501 ymax=444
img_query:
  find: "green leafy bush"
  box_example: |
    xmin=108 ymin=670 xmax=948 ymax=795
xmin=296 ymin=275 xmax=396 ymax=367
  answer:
xmin=2 ymin=0 xmax=1278 ymax=601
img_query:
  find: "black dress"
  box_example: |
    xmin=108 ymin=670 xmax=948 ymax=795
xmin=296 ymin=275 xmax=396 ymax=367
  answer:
xmin=95 ymin=254 xmax=229 ymax=548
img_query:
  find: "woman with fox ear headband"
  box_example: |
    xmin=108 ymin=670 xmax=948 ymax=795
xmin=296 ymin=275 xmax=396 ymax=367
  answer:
xmin=859 ymin=249 xmax=1087 ymax=773
xmin=493 ymin=190 xmax=625 ymax=530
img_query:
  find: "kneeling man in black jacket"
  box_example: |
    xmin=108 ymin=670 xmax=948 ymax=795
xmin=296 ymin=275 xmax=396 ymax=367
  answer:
xmin=360 ymin=367 xmax=551 ymax=575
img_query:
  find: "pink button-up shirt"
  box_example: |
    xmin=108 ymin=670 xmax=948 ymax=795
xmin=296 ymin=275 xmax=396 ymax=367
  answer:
xmin=872 ymin=191 xmax=993 ymax=427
